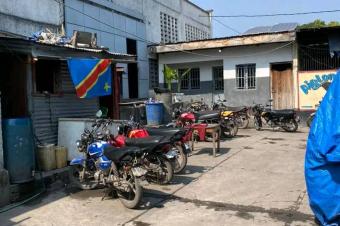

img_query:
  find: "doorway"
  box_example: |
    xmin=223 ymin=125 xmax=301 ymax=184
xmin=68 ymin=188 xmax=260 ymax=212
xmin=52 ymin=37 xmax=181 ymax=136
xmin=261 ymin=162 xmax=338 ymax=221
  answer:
xmin=271 ymin=63 xmax=293 ymax=110
xmin=0 ymin=54 xmax=28 ymax=118
xmin=126 ymin=38 xmax=138 ymax=99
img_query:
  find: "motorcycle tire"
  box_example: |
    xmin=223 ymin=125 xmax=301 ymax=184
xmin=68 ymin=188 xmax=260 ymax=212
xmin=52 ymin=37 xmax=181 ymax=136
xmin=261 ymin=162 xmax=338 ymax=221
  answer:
xmin=221 ymin=122 xmax=238 ymax=138
xmin=254 ymin=119 xmax=261 ymax=131
xmin=158 ymin=157 xmax=174 ymax=185
xmin=306 ymin=115 xmax=314 ymax=128
xmin=173 ymin=144 xmax=188 ymax=174
xmin=118 ymin=173 xmax=143 ymax=209
xmin=68 ymin=165 xmax=98 ymax=190
xmin=237 ymin=116 xmax=249 ymax=129
xmin=282 ymin=120 xmax=299 ymax=132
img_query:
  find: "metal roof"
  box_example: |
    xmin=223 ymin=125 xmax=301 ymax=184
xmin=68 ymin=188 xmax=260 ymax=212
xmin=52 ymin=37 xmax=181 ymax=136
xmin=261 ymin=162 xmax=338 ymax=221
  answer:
xmin=244 ymin=23 xmax=298 ymax=35
xmin=0 ymin=36 xmax=136 ymax=63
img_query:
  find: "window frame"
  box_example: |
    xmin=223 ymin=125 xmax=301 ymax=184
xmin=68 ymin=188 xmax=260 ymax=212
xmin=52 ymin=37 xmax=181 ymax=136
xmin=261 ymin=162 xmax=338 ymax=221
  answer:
xmin=235 ymin=64 xmax=256 ymax=90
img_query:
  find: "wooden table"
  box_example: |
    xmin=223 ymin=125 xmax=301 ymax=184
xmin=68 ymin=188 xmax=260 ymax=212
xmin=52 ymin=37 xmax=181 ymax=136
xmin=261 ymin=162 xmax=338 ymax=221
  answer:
xmin=191 ymin=124 xmax=221 ymax=157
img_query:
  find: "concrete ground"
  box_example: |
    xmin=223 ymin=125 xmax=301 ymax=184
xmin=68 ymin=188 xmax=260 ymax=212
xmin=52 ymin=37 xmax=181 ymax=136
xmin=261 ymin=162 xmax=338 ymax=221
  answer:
xmin=0 ymin=127 xmax=315 ymax=226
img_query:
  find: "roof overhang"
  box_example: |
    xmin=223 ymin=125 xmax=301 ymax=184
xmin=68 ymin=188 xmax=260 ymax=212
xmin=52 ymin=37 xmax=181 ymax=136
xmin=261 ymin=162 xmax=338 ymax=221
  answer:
xmin=151 ymin=31 xmax=295 ymax=54
xmin=0 ymin=37 xmax=136 ymax=63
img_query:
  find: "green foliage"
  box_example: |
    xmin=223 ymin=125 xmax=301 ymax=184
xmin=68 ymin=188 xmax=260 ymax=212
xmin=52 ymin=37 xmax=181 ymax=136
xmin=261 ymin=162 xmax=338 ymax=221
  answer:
xmin=163 ymin=65 xmax=191 ymax=92
xmin=163 ymin=65 xmax=177 ymax=91
xmin=298 ymin=19 xmax=340 ymax=29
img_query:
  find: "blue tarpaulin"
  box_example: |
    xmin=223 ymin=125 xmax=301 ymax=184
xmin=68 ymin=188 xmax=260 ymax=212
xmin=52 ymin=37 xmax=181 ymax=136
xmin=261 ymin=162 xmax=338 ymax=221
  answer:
xmin=305 ymin=70 xmax=340 ymax=225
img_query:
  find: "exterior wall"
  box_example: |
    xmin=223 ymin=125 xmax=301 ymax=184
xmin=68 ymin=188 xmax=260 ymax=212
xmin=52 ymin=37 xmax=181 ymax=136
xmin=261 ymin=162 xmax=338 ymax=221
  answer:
xmin=64 ymin=0 xmax=149 ymax=98
xmin=158 ymin=43 xmax=294 ymax=106
xmin=0 ymin=0 xmax=62 ymax=37
xmin=30 ymin=61 xmax=99 ymax=145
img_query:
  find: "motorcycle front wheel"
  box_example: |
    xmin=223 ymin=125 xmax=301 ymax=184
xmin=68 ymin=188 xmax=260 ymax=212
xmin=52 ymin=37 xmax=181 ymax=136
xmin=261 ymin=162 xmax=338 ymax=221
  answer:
xmin=282 ymin=119 xmax=298 ymax=132
xmin=68 ymin=165 xmax=98 ymax=190
xmin=172 ymin=144 xmax=188 ymax=174
xmin=254 ymin=119 xmax=262 ymax=131
xmin=118 ymin=173 xmax=143 ymax=209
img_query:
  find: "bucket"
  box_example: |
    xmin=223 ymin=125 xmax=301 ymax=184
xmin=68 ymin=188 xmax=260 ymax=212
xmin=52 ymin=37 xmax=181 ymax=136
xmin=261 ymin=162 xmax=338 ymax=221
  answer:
xmin=145 ymin=102 xmax=164 ymax=125
xmin=55 ymin=146 xmax=67 ymax=169
xmin=37 ymin=144 xmax=56 ymax=171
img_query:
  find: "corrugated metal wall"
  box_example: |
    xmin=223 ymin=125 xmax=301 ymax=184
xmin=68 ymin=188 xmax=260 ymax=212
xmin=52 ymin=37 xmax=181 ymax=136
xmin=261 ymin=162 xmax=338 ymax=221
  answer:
xmin=31 ymin=61 xmax=99 ymax=145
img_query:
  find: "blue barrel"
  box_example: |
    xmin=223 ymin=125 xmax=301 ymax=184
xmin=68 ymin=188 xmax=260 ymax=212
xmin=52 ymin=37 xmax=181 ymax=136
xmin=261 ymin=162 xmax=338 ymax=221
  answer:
xmin=145 ymin=103 xmax=164 ymax=125
xmin=2 ymin=118 xmax=35 ymax=183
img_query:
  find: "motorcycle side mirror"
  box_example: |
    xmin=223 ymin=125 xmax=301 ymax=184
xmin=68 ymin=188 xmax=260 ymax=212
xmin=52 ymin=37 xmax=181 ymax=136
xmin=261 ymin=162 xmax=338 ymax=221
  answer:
xmin=96 ymin=110 xmax=103 ymax=118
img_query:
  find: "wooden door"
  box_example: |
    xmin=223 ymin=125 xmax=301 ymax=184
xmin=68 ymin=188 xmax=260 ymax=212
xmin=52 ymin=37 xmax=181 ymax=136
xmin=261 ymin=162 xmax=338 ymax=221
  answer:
xmin=271 ymin=67 xmax=293 ymax=109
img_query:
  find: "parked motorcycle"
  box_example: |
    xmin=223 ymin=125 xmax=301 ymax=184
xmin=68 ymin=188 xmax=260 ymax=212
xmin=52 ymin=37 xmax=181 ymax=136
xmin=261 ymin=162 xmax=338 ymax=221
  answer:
xmin=252 ymin=103 xmax=300 ymax=132
xmin=69 ymin=117 xmax=146 ymax=209
xmin=212 ymin=97 xmax=250 ymax=129
xmin=116 ymin=119 xmax=189 ymax=174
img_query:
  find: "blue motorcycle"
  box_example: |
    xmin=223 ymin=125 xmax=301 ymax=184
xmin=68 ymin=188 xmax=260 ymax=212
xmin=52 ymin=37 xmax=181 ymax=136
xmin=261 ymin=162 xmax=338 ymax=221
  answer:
xmin=69 ymin=120 xmax=147 ymax=209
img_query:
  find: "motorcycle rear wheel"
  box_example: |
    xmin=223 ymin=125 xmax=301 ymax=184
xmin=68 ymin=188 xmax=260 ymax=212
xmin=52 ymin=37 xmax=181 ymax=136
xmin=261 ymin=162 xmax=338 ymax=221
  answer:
xmin=282 ymin=120 xmax=298 ymax=132
xmin=157 ymin=158 xmax=174 ymax=185
xmin=222 ymin=122 xmax=238 ymax=138
xmin=118 ymin=174 xmax=143 ymax=209
xmin=68 ymin=165 xmax=98 ymax=190
xmin=237 ymin=116 xmax=249 ymax=129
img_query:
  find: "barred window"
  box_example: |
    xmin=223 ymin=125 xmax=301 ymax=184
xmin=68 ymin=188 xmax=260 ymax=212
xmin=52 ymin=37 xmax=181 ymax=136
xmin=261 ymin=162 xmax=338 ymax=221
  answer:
xmin=190 ymin=68 xmax=200 ymax=89
xmin=236 ymin=64 xmax=256 ymax=90
xmin=213 ymin=66 xmax=224 ymax=91
xmin=179 ymin=69 xmax=189 ymax=90
xmin=160 ymin=12 xmax=178 ymax=43
xmin=149 ymin=59 xmax=159 ymax=88
xmin=179 ymin=68 xmax=200 ymax=90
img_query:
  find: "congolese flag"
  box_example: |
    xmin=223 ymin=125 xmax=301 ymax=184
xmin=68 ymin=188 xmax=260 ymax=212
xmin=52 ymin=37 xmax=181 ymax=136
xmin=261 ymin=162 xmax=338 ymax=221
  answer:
xmin=67 ymin=59 xmax=112 ymax=98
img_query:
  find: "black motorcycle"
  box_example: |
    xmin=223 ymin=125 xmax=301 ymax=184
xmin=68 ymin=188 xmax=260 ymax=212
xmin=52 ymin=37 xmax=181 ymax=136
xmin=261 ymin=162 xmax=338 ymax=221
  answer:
xmin=252 ymin=104 xmax=300 ymax=132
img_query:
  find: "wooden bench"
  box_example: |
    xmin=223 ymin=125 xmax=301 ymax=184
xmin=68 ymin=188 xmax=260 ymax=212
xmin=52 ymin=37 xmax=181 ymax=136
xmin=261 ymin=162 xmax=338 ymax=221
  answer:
xmin=191 ymin=124 xmax=221 ymax=157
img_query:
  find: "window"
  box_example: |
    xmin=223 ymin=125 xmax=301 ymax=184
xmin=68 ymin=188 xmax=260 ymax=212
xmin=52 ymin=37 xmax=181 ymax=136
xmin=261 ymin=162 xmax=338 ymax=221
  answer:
xmin=160 ymin=12 xmax=178 ymax=43
xmin=236 ymin=64 xmax=256 ymax=90
xmin=178 ymin=68 xmax=200 ymax=90
xmin=35 ymin=60 xmax=61 ymax=94
xmin=190 ymin=68 xmax=200 ymax=89
xmin=213 ymin=66 xmax=224 ymax=91
xmin=179 ymin=69 xmax=189 ymax=90
xmin=149 ymin=59 xmax=159 ymax=88
xmin=185 ymin=24 xmax=209 ymax=41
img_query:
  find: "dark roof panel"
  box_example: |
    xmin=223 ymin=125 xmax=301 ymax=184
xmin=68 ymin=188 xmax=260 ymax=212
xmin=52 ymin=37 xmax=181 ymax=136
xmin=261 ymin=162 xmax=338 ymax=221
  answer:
xmin=244 ymin=23 xmax=298 ymax=35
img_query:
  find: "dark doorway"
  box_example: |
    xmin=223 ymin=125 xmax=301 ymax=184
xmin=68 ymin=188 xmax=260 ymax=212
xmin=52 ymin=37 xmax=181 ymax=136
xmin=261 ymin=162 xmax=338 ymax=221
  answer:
xmin=128 ymin=63 xmax=138 ymax=99
xmin=0 ymin=54 xmax=28 ymax=118
xmin=126 ymin=38 xmax=138 ymax=99
xmin=99 ymin=65 xmax=115 ymax=118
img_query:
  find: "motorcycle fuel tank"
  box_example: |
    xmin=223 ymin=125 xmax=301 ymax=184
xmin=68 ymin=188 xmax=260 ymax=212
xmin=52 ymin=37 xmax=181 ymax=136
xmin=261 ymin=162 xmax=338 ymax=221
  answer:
xmin=88 ymin=141 xmax=109 ymax=158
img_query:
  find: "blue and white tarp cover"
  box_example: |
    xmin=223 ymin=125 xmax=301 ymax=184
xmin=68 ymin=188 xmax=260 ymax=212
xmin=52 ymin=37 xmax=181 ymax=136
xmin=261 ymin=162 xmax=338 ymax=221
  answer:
xmin=305 ymin=70 xmax=340 ymax=225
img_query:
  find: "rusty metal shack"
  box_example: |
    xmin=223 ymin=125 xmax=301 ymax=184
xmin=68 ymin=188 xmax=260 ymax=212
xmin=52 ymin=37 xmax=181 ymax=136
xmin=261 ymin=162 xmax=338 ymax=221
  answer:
xmin=0 ymin=36 xmax=136 ymax=147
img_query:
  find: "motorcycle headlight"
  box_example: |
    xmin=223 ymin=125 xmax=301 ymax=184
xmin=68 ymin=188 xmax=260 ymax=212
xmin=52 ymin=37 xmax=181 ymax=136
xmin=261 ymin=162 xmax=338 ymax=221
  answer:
xmin=76 ymin=140 xmax=83 ymax=151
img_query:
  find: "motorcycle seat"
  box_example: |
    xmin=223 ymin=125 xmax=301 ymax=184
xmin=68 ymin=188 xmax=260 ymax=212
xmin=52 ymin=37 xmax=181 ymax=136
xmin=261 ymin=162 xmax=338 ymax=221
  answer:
xmin=225 ymin=106 xmax=245 ymax=112
xmin=146 ymin=127 xmax=185 ymax=137
xmin=125 ymin=136 xmax=167 ymax=149
xmin=270 ymin=109 xmax=295 ymax=115
xmin=104 ymin=146 xmax=142 ymax=162
xmin=195 ymin=110 xmax=220 ymax=121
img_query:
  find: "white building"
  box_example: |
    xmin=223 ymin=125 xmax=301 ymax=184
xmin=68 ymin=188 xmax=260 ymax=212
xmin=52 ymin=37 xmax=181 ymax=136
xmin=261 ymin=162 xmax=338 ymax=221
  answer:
xmin=64 ymin=0 xmax=212 ymax=99
xmin=152 ymin=29 xmax=298 ymax=109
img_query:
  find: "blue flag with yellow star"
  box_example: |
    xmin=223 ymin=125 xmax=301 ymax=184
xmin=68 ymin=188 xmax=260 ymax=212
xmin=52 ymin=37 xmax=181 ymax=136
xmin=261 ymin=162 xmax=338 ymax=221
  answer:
xmin=67 ymin=59 xmax=112 ymax=98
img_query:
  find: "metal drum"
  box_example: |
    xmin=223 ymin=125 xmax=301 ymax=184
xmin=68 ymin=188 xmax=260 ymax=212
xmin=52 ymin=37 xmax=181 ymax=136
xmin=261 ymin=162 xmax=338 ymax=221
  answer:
xmin=2 ymin=118 xmax=35 ymax=183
